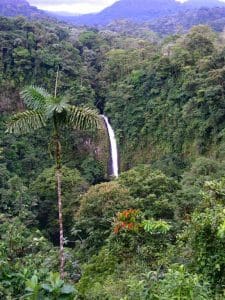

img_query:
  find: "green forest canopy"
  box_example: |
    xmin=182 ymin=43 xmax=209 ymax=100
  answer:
xmin=0 ymin=16 xmax=225 ymax=299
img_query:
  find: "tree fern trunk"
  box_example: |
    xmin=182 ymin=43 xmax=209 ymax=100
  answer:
xmin=55 ymin=137 xmax=65 ymax=279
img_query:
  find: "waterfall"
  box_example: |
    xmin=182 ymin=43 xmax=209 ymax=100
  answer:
xmin=102 ymin=115 xmax=119 ymax=178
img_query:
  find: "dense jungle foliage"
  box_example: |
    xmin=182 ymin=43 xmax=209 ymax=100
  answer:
xmin=1 ymin=16 xmax=225 ymax=299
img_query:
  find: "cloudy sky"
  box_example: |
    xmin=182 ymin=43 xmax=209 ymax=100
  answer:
xmin=28 ymin=0 xmax=119 ymax=14
xmin=28 ymin=0 xmax=225 ymax=14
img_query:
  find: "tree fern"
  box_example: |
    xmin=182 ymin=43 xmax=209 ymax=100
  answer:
xmin=6 ymin=85 xmax=101 ymax=278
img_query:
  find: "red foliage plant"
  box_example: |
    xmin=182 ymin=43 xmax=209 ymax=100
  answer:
xmin=113 ymin=209 xmax=141 ymax=234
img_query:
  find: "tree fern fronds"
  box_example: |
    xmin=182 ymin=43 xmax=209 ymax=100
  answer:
xmin=21 ymin=86 xmax=50 ymax=110
xmin=6 ymin=110 xmax=46 ymax=134
xmin=45 ymin=96 xmax=70 ymax=118
xmin=67 ymin=106 xmax=101 ymax=131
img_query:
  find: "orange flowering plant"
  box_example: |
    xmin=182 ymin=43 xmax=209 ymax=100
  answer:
xmin=113 ymin=209 xmax=141 ymax=234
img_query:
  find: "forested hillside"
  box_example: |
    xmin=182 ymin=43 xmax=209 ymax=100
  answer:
xmin=0 ymin=0 xmax=46 ymax=18
xmin=148 ymin=7 xmax=225 ymax=34
xmin=0 ymin=15 xmax=225 ymax=299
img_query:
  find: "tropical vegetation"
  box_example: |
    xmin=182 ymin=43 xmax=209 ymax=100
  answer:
xmin=0 ymin=14 xmax=225 ymax=300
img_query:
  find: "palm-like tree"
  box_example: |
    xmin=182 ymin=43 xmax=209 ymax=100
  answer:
xmin=6 ymin=85 xmax=101 ymax=278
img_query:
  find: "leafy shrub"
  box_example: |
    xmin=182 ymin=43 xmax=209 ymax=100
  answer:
xmin=148 ymin=265 xmax=212 ymax=300
xmin=0 ymin=215 xmax=80 ymax=298
xmin=72 ymin=182 xmax=133 ymax=256
xmin=118 ymin=165 xmax=180 ymax=220
xmin=0 ymin=215 xmax=51 ymax=298
xmin=182 ymin=157 xmax=225 ymax=188
xmin=180 ymin=180 xmax=225 ymax=290
xmin=77 ymin=248 xmax=118 ymax=297
xmin=24 ymin=272 xmax=76 ymax=300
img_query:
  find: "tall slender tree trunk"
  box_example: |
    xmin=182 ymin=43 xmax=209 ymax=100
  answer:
xmin=53 ymin=69 xmax=65 ymax=279
xmin=55 ymin=136 xmax=65 ymax=279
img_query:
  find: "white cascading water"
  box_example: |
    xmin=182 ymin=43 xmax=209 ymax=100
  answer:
xmin=102 ymin=115 xmax=119 ymax=178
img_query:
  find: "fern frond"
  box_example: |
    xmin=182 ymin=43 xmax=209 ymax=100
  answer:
xmin=6 ymin=110 xmax=46 ymax=134
xmin=21 ymin=86 xmax=50 ymax=111
xmin=66 ymin=106 xmax=101 ymax=131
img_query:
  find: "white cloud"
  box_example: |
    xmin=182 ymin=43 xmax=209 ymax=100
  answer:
xmin=28 ymin=0 xmax=119 ymax=14
xmin=28 ymin=0 xmax=225 ymax=14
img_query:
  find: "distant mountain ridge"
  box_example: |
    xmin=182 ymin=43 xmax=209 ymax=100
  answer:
xmin=148 ymin=6 xmax=225 ymax=34
xmin=2 ymin=0 xmax=225 ymax=36
xmin=0 ymin=0 xmax=46 ymax=18
xmin=57 ymin=0 xmax=225 ymax=26
xmin=57 ymin=0 xmax=183 ymax=25
xmin=184 ymin=0 xmax=225 ymax=8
